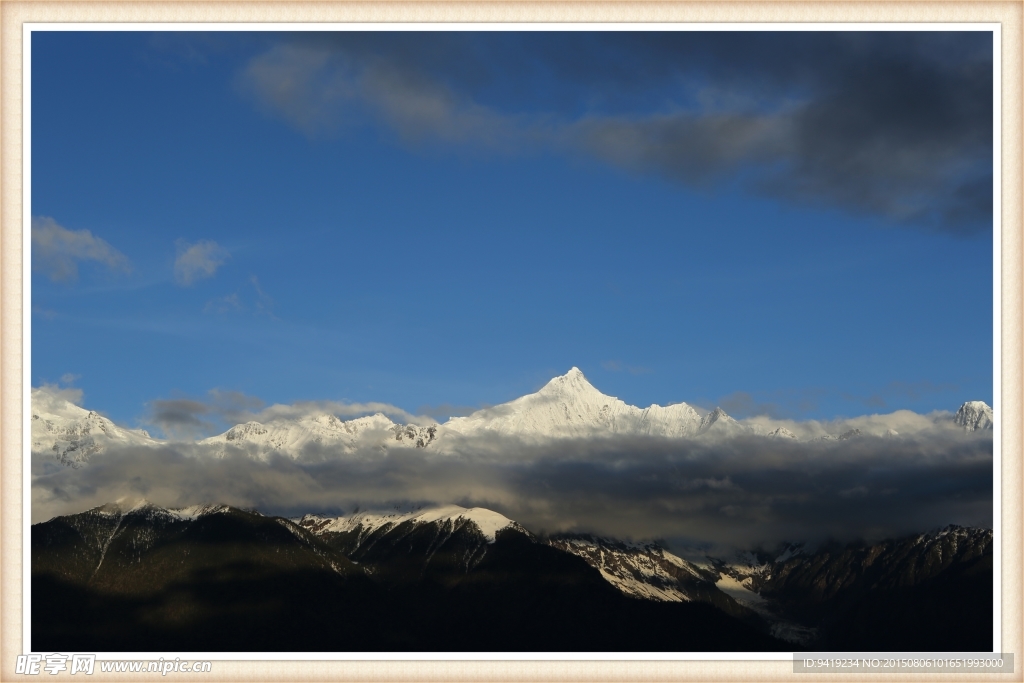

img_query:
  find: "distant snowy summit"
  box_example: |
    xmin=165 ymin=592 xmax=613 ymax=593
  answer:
xmin=197 ymin=412 xmax=437 ymax=460
xmin=954 ymin=400 xmax=994 ymax=432
xmin=30 ymin=369 xmax=993 ymax=464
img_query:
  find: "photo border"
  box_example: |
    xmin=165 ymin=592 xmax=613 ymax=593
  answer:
xmin=3 ymin=3 xmax=1021 ymax=681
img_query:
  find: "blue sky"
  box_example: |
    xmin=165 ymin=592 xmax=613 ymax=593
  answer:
xmin=30 ymin=30 xmax=994 ymax=435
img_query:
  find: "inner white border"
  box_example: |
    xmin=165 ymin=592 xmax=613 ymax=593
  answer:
xmin=21 ymin=21 xmax=1004 ymax=662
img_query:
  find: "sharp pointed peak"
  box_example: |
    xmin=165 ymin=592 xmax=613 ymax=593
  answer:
xmin=540 ymin=367 xmax=602 ymax=393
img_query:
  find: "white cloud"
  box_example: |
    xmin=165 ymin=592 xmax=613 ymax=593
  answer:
xmin=174 ymin=239 xmax=230 ymax=286
xmin=32 ymin=383 xmax=85 ymax=416
xmin=32 ymin=216 xmax=132 ymax=282
xmin=249 ymin=276 xmax=276 ymax=318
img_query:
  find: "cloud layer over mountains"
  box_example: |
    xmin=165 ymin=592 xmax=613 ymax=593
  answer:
xmin=31 ymin=430 xmax=992 ymax=551
xmin=30 ymin=374 xmax=993 ymax=551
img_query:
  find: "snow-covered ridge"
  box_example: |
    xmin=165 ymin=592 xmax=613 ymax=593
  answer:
xmin=58 ymin=498 xmax=235 ymax=525
xmin=31 ymin=387 xmax=157 ymax=467
xmin=546 ymin=534 xmax=713 ymax=603
xmin=31 ymin=372 xmax=993 ymax=466
xmin=198 ymin=412 xmax=436 ymax=460
xmin=298 ymin=504 xmax=520 ymax=544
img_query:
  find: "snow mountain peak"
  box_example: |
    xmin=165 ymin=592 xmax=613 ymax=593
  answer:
xmin=31 ymin=375 xmax=995 ymax=466
xmin=954 ymin=401 xmax=993 ymax=432
xmin=538 ymin=367 xmax=603 ymax=398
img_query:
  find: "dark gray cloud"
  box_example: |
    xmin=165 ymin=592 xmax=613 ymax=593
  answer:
xmin=714 ymin=391 xmax=789 ymax=420
xmin=146 ymin=390 xmax=266 ymax=439
xmin=32 ymin=430 xmax=992 ymax=552
xmin=843 ymin=380 xmax=963 ymax=411
xmin=147 ymin=398 xmax=216 ymax=439
xmin=697 ymin=387 xmax=828 ymax=420
xmin=237 ymin=31 xmax=992 ymax=235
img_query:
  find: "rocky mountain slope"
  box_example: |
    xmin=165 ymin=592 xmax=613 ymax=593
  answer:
xmin=32 ymin=501 xmax=787 ymax=652
xmin=714 ymin=525 xmax=993 ymax=650
xmin=33 ymin=499 xmax=991 ymax=652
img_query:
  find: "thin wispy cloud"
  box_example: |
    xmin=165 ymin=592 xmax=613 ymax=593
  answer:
xmin=31 ymin=216 xmax=132 ymax=282
xmin=249 ymin=276 xmax=276 ymax=317
xmin=174 ymin=239 xmax=230 ymax=286
xmin=203 ymin=276 xmax=277 ymax=318
xmin=204 ymin=293 xmax=243 ymax=314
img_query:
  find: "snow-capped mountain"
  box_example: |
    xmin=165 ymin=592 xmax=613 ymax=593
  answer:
xmin=31 ymin=387 xmax=156 ymax=466
xmin=440 ymin=367 xmax=721 ymax=441
xmin=198 ymin=413 xmax=437 ymax=460
xmin=30 ymin=371 xmax=994 ymax=465
xmin=298 ymin=504 xmax=522 ymax=545
xmin=955 ymin=400 xmax=994 ymax=431
xmin=33 ymin=501 xmax=789 ymax=652
xmin=33 ymin=498 xmax=993 ymax=652
xmin=294 ymin=504 xmax=532 ymax=586
xmin=766 ymin=426 xmax=798 ymax=440
xmin=816 ymin=428 xmax=862 ymax=442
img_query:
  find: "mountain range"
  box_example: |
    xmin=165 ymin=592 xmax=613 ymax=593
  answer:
xmin=32 ymin=368 xmax=993 ymax=464
xmin=32 ymin=499 xmax=991 ymax=652
xmin=30 ymin=369 xmax=993 ymax=652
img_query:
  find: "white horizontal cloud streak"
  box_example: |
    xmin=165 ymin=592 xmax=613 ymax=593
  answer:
xmin=32 ymin=430 xmax=992 ymax=552
xmin=32 ymin=216 xmax=132 ymax=282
